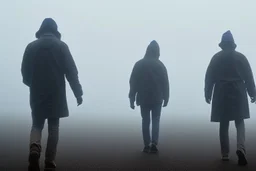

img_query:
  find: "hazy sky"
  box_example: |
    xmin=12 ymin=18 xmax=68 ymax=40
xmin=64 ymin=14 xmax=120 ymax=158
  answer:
xmin=1 ymin=0 xmax=256 ymax=123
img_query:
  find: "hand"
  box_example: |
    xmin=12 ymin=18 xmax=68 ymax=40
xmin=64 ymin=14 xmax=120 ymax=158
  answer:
xmin=205 ymin=98 xmax=211 ymax=104
xmin=163 ymin=100 xmax=168 ymax=107
xmin=129 ymin=98 xmax=135 ymax=109
xmin=130 ymin=103 xmax=135 ymax=110
xmin=251 ymin=96 xmax=256 ymax=103
xmin=76 ymin=96 xmax=83 ymax=106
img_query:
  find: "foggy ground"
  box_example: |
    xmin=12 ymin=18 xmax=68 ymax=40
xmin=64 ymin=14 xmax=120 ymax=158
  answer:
xmin=1 ymin=113 xmax=256 ymax=171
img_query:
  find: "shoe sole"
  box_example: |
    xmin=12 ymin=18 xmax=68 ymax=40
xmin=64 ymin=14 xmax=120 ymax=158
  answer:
xmin=150 ymin=146 xmax=159 ymax=154
xmin=221 ymin=156 xmax=229 ymax=162
xmin=28 ymin=163 xmax=40 ymax=171
xmin=236 ymin=150 xmax=248 ymax=166
xmin=28 ymin=165 xmax=40 ymax=171
xmin=44 ymin=164 xmax=56 ymax=171
xmin=150 ymin=150 xmax=158 ymax=154
xmin=142 ymin=150 xmax=150 ymax=153
xmin=44 ymin=168 xmax=56 ymax=171
xmin=222 ymin=158 xmax=229 ymax=161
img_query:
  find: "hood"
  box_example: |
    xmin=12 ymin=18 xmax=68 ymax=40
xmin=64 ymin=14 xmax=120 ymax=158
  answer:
xmin=219 ymin=30 xmax=237 ymax=50
xmin=35 ymin=18 xmax=61 ymax=39
xmin=144 ymin=40 xmax=160 ymax=59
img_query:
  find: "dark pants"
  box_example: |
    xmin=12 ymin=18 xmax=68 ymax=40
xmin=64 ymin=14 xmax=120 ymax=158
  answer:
xmin=140 ymin=103 xmax=162 ymax=146
xmin=30 ymin=115 xmax=60 ymax=162
xmin=219 ymin=119 xmax=246 ymax=156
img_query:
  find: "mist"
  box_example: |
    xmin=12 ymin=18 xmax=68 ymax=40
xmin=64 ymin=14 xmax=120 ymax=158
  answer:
xmin=1 ymin=0 xmax=256 ymax=170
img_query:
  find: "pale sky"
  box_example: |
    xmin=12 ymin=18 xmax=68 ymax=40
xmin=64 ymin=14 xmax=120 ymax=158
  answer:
xmin=1 ymin=0 xmax=256 ymax=125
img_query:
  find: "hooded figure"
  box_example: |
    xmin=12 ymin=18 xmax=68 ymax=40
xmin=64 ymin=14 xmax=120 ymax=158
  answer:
xmin=129 ymin=40 xmax=169 ymax=153
xmin=204 ymin=30 xmax=256 ymax=166
xmin=21 ymin=18 xmax=83 ymax=171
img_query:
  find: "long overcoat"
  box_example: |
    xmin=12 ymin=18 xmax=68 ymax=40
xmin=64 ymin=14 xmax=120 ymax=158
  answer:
xmin=205 ymin=49 xmax=256 ymax=122
xmin=21 ymin=19 xmax=83 ymax=118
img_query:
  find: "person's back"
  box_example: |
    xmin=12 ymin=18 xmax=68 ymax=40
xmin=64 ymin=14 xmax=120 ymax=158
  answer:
xmin=129 ymin=40 xmax=169 ymax=153
xmin=129 ymin=41 xmax=169 ymax=107
xmin=21 ymin=18 xmax=83 ymax=171
xmin=26 ymin=34 xmax=79 ymax=117
xmin=204 ymin=30 xmax=256 ymax=166
xmin=210 ymin=51 xmax=242 ymax=81
xmin=30 ymin=35 xmax=65 ymax=91
xmin=207 ymin=50 xmax=254 ymax=83
xmin=133 ymin=58 xmax=167 ymax=105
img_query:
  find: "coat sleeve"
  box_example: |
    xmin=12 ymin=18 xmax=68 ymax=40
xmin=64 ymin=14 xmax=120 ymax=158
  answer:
xmin=61 ymin=42 xmax=83 ymax=98
xmin=162 ymin=64 xmax=170 ymax=103
xmin=238 ymin=55 xmax=256 ymax=98
xmin=21 ymin=44 xmax=32 ymax=87
xmin=204 ymin=57 xmax=216 ymax=100
xmin=129 ymin=63 xmax=139 ymax=103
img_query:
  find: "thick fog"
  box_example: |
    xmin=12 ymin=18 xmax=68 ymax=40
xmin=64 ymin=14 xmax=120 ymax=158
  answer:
xmin=1 ymin=0 xmax=256 ymax=128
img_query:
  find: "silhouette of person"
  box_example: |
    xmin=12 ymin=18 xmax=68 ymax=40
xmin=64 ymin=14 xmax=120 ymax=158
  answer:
xmin=204 ymin=30 xmax=256 ymax=166
xmin=21 ymin=18 xmax=83 ymax=171
xmin=129 ymin=40 xmax=169 ymax=153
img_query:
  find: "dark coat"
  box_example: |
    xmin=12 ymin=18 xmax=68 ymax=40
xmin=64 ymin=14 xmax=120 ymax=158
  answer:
xmin=205 ymin=47 xmax=256 ymax=122
xmin=21 ymin=18 xmax=83 ymax=119
xmin=129 ymin=40 xmax=169 ymax=106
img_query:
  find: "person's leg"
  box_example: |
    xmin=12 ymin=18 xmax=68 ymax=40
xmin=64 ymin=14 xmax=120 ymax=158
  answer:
xmin=150 ymin=103 xmax=162 ymax=153
xmin=28 ymin=115 xmax=45 ymax=170
xmin=140 ymin=105 xmax=151 ymax=152
xmin=219 ymin=120 xmax=230 ymax=160
xmin=30 ymin=115 xmax=45 ymax=147
xmin=235 ymin=119 xmax=246 ymax=154
xmin=235 ymin=119 xmax=247 ymax=166
xmin=151 ymin=103 xmax=162 ymax=146
xmin=45 ymin=117 xmax=60 ymax=168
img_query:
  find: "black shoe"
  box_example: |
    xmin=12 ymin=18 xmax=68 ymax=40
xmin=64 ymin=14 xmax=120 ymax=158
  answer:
xmin=150 ymin=144 xmax=158 ymax=153
xmin=44 ymin=161 xmax=57 ymax=171
xmin=28 ymin=163 xmax=40 ymax=171
xmin=142 ymin=146 xmax=151 ymax=153
xmin=221 ymin=155 xmax=229 ymax=161
xmin=236 ymin=150 xmax=248 ymax=166
xmin=28 ymin=144 xmax=41 ymax=171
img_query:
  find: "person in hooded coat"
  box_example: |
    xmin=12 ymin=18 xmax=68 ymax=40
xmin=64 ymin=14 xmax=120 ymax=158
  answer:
xmin=129 ymin=40 xmax=169 ymax=153
xmin=21 ymin=18 xmax=83 ymax=171
xmin=204 ymin=30 xmax=256 ymax=166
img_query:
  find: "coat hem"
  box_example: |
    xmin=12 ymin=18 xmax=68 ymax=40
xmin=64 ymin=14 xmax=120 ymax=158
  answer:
xmin=211 ymin=117 xmax=250 ymax=122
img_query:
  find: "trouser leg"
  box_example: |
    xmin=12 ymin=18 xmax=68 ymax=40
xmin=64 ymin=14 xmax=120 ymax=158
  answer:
xmin=140 ymin=106 xmax=151 ymax=146
xmin=30 ymin=115 xmax=45 ymax=149
xmin=219 ymin=120 xmax=230 ymax=156
xmin=235 ymin=119 xmax=246 ymax=154
xmin=151 ymin=104 xmax=162 ymax=145
xmin=45 ymin=118 xmax=60 ymax=163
